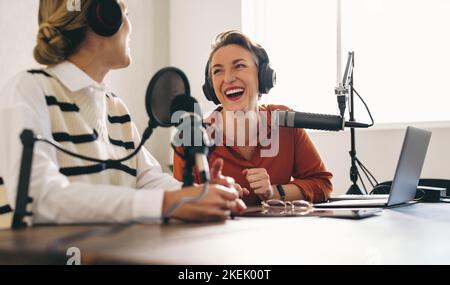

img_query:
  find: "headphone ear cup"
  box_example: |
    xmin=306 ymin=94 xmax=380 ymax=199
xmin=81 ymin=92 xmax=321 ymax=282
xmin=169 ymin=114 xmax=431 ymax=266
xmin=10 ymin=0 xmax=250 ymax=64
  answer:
xmin=202 ymin=78 xmax=221 ymax=105
xmin=203 ymin=63 xmax=221 ymax=105
xmin=88 ymin=0 xmax=123 ymax=37
xmin=258 ymin=62 xmax=276 ymax=94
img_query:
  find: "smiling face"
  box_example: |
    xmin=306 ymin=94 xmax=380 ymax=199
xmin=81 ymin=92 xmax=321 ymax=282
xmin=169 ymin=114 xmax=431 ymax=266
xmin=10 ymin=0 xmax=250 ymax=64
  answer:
xmin=210 ymin=44 xmax=260 ymax=112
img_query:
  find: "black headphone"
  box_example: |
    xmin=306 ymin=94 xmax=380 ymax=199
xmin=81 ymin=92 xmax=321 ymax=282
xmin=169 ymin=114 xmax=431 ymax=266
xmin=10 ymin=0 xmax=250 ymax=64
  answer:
xmin=202 ymin=47 xmax=276 ymax=105
xmin=87 ymin=0 xmax=123 ymax=37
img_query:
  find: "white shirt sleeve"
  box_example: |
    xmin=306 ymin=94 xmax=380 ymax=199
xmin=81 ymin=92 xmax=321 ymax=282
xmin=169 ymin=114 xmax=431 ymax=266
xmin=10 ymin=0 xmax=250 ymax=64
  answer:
xmin=0 ymin=72 xmax=180 ymax=224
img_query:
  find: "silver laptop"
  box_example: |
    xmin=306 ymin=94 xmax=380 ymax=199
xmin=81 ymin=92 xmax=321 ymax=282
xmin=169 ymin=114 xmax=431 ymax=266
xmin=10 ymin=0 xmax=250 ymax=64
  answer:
xmin=315 ymin=126 xmax=432 ymax=208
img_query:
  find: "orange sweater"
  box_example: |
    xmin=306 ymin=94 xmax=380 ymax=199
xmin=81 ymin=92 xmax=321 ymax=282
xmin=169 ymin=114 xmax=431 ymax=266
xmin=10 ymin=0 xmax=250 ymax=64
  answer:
xmin=173 ymin=105 xmax=333 ymax=205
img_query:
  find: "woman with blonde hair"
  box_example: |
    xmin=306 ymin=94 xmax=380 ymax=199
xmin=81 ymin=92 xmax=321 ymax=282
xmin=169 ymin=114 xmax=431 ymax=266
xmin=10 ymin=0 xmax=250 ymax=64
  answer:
xmin=0 ymin=0 xmax=245 ymax=225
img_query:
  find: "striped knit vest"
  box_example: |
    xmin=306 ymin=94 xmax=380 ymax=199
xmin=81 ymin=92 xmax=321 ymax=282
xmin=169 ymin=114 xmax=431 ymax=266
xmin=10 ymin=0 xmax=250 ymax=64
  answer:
xmin=28 ymin=69 xmax=138 ymax=187
xmin=0 ymin=69 xmax=139 ymax=228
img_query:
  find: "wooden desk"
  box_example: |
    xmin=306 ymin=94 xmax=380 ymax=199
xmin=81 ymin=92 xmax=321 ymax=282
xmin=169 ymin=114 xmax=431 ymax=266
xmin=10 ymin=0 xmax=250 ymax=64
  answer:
xmin=1 ymin=203 xmax=450 ymax=265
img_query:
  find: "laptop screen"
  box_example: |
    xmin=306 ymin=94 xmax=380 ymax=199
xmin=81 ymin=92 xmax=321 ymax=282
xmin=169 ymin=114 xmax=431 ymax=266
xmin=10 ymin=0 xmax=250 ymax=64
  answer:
xmin=387 ymin=126 xmax=432 ymax=205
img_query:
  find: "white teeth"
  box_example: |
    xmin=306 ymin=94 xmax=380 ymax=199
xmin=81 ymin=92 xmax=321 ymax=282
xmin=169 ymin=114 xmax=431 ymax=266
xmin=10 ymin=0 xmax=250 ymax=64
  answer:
xmin=225 ymin=88 xmax=244 ymax=96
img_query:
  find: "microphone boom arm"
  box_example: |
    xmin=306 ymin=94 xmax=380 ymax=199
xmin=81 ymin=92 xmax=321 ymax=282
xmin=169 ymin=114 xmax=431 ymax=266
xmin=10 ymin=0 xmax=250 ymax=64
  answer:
xmin=335 ymin=51 xmax=354 ymax=117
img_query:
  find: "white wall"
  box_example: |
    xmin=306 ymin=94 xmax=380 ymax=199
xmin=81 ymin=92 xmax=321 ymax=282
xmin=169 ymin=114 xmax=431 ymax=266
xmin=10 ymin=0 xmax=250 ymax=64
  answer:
xmin=167 ymin=0 xmax=242 ymax=168
xmin=0 ymin=0 xmax=40 ymax=88
xmin=0 ymin=0 xmax=171 ymax=171
xmin=106 ymin=0 xmax=171 ymax=171
xmin=169 ymin=0 xmax=242 ymax=109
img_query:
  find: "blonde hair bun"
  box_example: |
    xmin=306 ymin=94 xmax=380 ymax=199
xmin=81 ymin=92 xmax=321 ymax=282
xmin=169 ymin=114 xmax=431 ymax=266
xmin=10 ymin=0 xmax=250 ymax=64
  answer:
xmin=34 ymin=22 xmax=73 ymax=66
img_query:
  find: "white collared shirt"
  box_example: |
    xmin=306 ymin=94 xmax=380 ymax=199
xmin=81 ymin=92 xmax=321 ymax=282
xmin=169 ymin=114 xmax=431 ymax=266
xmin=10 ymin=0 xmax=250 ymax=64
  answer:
xmin=0 ymin=61 xmax=182 ymax=224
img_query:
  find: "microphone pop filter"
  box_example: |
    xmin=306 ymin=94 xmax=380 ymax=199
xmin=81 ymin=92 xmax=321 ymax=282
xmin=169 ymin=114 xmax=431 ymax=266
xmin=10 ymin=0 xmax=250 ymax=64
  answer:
xmin=146 ymin=67 xmax=191 ymax=127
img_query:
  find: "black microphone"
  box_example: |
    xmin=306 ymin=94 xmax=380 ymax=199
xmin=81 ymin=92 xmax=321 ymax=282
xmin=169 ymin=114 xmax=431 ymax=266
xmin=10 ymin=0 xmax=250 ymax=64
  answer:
xmin=145 ymin=67 xmax=219 ymax=222
xmin=170 ymin=95 xmax=211 ymax=184
xmin=170 ymin=93 xmax=201 ymax=121
xmin=145 ymin=67 xmax=212 ymax=186
xmin=276 ymin=110 xmax=371 ymax=131
xmin=276 ymin=110 xmax=344 ymax=131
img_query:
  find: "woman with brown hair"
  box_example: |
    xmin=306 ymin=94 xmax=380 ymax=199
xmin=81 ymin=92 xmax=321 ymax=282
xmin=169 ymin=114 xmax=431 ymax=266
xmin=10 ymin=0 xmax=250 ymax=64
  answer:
xmin=174 ymin=30 xmax=333 ymax=206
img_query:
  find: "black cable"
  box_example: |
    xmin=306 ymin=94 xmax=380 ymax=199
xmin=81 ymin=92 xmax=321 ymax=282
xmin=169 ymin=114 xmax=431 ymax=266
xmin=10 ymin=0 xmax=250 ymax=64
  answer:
xmin=356 ymin=159 xmax=376 ymax=189
xmin=351 ymin=86 xmax=375 ymax=127
xmin=34 ymin=125 xmax=210 ymax=254
xmin=369 ymin=184 xmax=391 ymax=195
xmin=162 ymin=182 xmax=209 ymax=224
xmin=414 ymin=189 xmax=426 ymax=201
xmin=344 ymin=84 xmax=377 ymax=195
xmin=356 ymin=170 xmax=368 ymax=194
xmin=369 ymin=186 xmax=428 ymax=202
xmin=356 ymin=158 xmax=379 ymax=186
xmin=37 ymin=127 xmax=153 ymax=164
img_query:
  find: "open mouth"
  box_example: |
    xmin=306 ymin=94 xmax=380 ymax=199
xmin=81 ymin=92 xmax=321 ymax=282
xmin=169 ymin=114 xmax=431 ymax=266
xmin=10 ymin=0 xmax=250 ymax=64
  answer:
xmin=224 ymin=87 xmax=245 ymax=101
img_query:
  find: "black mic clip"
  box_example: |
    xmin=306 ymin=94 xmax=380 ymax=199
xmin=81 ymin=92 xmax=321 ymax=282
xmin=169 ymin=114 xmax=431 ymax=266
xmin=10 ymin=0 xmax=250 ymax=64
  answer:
xmin=335 ymin=51 xmax=355 ymax=118
xmin=335 ymin=83 xmax=348 ymax=118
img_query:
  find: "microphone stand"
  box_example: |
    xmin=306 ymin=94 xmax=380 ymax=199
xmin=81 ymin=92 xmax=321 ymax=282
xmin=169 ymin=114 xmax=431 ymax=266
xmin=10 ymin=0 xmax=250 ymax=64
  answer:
xmin=346 ymin=72 xmax=364 ymax=194
xmin=339 ymin=52 xmax=377 ymax=195
xmin=182 ymin=147 xmax=196 ymax=187
xmin=12 ymin=130 xmax=36 ymax=229
xmin=168 ymin=119 xmax=213 ymax=224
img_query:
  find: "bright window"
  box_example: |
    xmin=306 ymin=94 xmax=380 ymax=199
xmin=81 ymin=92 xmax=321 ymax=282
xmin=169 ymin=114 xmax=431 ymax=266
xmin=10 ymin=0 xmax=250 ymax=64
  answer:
xmin=242 ymin=0 xmax=450 ymax=125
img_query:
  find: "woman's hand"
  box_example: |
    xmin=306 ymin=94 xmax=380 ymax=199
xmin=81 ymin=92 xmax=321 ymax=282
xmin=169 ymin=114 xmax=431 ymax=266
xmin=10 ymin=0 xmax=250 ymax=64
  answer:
xmin=163 ymin=184 xmax=247 ymax=222
xmin=243 ymin=168 xmax=273 ymax=201
xmin=209 ymin=158 xmax=250 ymax=198
xmin=163 ymin=158 xmax=249 ymax=222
